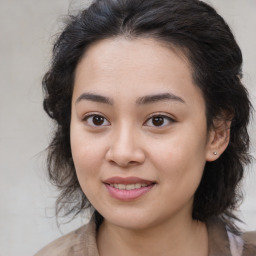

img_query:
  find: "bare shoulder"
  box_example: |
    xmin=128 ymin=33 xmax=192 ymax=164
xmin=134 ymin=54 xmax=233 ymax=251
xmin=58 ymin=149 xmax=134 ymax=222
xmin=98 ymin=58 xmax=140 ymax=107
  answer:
xmin=34 ymin=224 xmax=88 ymax=256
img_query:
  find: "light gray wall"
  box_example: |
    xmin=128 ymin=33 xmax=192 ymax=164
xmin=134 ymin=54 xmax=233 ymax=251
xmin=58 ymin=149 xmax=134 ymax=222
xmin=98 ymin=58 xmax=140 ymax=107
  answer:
xmin=0 ymin=1 xmax=255 ymax=255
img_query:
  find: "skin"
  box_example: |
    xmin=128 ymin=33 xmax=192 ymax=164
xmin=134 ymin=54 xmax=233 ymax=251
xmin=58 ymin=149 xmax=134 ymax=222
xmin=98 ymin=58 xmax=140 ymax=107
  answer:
xmin=70 ymin=37 xmax=230 ymax=256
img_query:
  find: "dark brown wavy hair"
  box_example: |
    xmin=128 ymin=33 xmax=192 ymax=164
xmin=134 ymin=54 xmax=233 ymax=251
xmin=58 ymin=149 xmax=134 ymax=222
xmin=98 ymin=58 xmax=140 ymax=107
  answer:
xmin=43 ymin=0 xmax=252 ymax=231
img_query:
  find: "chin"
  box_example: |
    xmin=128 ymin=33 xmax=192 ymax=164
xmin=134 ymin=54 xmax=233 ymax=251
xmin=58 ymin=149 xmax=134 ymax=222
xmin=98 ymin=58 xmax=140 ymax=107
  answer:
xmin=101 ymin=210 xmax=163 ymax=231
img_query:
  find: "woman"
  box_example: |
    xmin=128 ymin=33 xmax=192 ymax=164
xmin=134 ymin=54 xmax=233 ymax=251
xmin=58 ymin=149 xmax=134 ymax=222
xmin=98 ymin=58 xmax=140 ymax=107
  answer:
xmin=35 ymin=0 xmax=256 ymax=255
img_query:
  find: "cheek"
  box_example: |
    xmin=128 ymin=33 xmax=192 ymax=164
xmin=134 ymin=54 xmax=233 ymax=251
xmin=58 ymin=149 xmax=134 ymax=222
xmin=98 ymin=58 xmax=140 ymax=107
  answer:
xmin=150 ymin=131 xmax=207 ymax=188
xmin=70 ymin=130 xmax=105 ymax=202
xmin=71 ymin=143 xmax=103 ymax=175
xmin=151 ymin=132 xmax=206 ymax=165
xmin=70 ymin=125 xmax=105 ymax=178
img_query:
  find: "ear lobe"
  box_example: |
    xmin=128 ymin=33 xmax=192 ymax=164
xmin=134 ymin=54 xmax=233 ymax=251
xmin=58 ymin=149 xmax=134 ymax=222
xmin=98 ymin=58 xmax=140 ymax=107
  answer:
xmin=206 ymin=120 xmax=231 ymax=162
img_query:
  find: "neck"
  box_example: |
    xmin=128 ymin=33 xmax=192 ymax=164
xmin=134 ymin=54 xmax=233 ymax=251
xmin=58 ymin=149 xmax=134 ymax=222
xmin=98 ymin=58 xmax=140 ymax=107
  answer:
xmin=96 ymin=215 xmax=208 ymax=256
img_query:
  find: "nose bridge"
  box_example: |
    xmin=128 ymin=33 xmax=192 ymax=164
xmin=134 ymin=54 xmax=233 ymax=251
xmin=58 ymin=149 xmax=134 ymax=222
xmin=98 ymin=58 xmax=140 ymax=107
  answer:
xmin=113 ymin=121 xmax=139 ymax=155
xmin=106 ymin=121 xmax=145 ymax=166
xmin=116 ymin=121 xmax=134 ymax=144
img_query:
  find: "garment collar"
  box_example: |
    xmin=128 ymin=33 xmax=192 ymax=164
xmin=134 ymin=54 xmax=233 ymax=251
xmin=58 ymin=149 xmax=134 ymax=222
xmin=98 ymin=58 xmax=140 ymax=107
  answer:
xmin=83 ymin=216 xmax=232 ymax=256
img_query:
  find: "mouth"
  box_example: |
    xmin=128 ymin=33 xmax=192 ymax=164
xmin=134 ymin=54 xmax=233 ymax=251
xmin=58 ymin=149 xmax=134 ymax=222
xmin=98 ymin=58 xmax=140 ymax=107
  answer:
xmin=103 ymin=176 xmax=156 ymax=201
xmin=108 ymin=183 xmax=150 ymax=190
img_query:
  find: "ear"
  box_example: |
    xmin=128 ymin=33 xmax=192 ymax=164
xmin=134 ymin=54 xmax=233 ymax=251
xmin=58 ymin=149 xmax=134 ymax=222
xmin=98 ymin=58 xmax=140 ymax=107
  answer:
xmin=206 ymin=119 xmax=231 ymax=162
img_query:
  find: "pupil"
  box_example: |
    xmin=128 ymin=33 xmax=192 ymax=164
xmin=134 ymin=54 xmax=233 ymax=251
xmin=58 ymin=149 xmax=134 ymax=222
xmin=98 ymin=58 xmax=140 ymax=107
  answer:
xmin=93 ymin=115 xmax=104 ymax=125
xmin=152 ymin=116 xmax=164 ymax=126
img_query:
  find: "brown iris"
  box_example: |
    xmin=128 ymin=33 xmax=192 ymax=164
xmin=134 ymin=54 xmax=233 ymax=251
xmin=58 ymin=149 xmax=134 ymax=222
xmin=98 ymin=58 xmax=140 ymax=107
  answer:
xmin=152 ymin=116 xmax=164 ymax=126
xmin=93 ymin=115 xmax=105 ymax=126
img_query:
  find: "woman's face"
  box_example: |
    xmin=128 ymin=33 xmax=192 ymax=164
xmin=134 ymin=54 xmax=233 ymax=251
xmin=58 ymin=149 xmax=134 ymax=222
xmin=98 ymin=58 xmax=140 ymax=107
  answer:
xmin=71 ymin=37 xmax=214 ymax=230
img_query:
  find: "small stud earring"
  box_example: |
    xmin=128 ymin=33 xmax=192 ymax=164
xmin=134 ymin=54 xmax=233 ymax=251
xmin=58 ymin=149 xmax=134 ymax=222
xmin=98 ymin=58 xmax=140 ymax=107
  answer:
xmin=213 ymin=151 xmax=218 ymax=155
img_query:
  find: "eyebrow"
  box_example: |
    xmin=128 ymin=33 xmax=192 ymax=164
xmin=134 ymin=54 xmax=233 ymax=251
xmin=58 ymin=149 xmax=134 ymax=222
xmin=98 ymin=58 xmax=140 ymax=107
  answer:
xmin=75 ymin=92 xmax=185 ymax=105
xmin=76 ymin=93 xmax=114 ymax=105
xmin=136 ymin=93 xmax=185 ymax=105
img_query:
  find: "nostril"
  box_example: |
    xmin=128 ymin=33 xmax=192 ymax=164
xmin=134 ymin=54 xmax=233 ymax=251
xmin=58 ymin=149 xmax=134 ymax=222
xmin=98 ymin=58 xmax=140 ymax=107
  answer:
xmin=105 ymin=143 xmax=146 ymax=167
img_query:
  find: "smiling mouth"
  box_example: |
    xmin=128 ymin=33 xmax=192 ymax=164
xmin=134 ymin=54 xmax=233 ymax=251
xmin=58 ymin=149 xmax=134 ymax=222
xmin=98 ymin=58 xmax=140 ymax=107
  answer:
xmin=109 ymin=183 xmax=149 ymax=190
xmin=108 ymin=183 xmax=150 ymax=190
xmin=103 ymin=176 xmax=156 ymax=200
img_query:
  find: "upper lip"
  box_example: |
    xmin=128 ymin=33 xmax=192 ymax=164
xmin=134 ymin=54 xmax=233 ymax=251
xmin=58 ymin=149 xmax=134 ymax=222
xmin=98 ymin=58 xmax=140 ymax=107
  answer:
xmin=103 ymin=176 xmax=155 ymax=185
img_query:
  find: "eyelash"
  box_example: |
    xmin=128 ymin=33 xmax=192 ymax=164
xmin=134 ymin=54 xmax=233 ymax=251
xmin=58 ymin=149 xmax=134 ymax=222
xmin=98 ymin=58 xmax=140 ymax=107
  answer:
xmin=144 ymin=113 xmax=176 ymax=127
xmin=82 ymin=113 xmax=176 ymax=128
xmin=82 ymin=113 xmax=110 ymax=127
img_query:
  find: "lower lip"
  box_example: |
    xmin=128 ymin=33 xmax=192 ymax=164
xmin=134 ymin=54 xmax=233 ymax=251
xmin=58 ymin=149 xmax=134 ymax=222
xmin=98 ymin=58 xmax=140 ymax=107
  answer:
xmin=105 ymin=184 xmax=155 ymax=201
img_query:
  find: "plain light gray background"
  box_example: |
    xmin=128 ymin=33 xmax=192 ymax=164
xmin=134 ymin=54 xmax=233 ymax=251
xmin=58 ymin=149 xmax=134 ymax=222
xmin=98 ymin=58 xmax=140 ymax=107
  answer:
xmin=0 ymin=0 xmax=255 ymax=255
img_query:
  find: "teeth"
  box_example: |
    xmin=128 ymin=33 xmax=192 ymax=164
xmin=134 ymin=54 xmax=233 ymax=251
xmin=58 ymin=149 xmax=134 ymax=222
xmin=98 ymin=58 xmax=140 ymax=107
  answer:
xmin=135 ymin=183 xmax=141 ymax=189
xmin=126 ymin=184 xmax=135 ymax=190
xmin=111 ymin=183 xmax=149 ymax=190
xmin=118 ymin=184 xmax=126 ymax=190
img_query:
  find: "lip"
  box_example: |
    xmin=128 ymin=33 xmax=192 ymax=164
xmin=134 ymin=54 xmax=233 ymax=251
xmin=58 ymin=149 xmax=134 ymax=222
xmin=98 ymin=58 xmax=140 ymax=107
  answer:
xmin=103 ymin=176 xmax=154 ymax=185
xmin=103 ymin=176 xmax=156 ymax=201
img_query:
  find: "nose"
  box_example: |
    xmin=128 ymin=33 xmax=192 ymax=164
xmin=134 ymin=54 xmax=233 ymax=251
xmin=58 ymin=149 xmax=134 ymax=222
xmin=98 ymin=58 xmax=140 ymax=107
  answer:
xmin=105 ymin=125 xmax=146 ymax=168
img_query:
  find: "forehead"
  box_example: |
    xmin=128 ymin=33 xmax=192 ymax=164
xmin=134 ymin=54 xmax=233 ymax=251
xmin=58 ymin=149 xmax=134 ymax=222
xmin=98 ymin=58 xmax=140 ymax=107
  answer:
xmin=76 ymin=37 xmax=191 ymax=79
xmin=73 ymin=37 xmax=204 ymax=108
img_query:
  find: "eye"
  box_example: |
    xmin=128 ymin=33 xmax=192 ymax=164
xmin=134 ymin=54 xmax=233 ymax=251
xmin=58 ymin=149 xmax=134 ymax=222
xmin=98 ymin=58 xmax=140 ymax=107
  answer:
xmin=144 ymin=114 xmax=175 ymax=127
xmin=83 ymin=114 xmax=110 ymax=127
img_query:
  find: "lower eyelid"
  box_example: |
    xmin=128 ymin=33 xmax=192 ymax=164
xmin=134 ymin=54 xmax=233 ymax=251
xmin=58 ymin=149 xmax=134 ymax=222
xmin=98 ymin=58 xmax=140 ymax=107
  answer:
xmin=144 ymin=115 xmax=176 ymax=127
xmin=82 ymin=114 xmax=110 ymax=126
